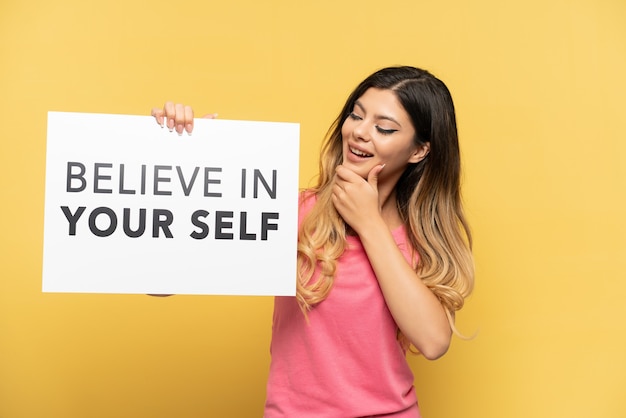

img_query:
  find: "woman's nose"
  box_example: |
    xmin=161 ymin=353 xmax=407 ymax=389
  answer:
xmin=353 ymin=121 xmax=371 ymax=142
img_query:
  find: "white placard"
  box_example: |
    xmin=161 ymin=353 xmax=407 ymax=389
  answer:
xmin=43 ymin=112 xmax=300 ymax=296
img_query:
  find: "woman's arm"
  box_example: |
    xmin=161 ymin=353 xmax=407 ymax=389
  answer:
xmin=357 ymin=219 xmax=451 ymax=360
xmin=332 ymin=165 xmax=451 ymax=360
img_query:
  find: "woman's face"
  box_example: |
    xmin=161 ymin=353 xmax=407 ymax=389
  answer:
xmin=341 ymin=87 xmax=428 ymax=183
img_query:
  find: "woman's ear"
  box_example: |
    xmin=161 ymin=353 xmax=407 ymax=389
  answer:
xmin=408 ymin=142 xmax=430 ymax=164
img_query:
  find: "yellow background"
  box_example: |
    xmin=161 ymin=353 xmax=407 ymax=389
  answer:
xmin=1 ymin=0 xmax=625 ymax=417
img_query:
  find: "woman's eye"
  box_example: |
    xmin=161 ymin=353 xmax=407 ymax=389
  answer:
xmin=348 ymin=112 xmax=363 ymax=120
xmin=376 ymin=126 xmax=397 ymax=135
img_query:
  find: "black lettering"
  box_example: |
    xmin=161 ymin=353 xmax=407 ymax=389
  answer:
xmin=254 ymin=169 xmax=277 ymax=199
xmin=239 ymin=211 xmax=256 ymax=240
xmin=261 ymin=212 xmax=279 ymax=240
xmin=94 ymin=163 xmax=113 ymax=194
xmin=204 ymin=167 xmax=222 ymax=197
xmin=61 ymin=206 xmax=86 ymax=235
xmin=88 ymin=207 xmax=117 ymax=237
xmin=215 ymin=211 xmax=233 ymax=239
xmin=66 ymin=162 xmax=86 ymax=192
xmin=154 ymin=165 xmax=172 ymax=196
xmin=177 ymin=166 xmax=199 ymax=196
xmin=152 ymin=209 xmax=174 ymax=238
xmin=241 ymin=168 xmax=247 ymax=198
xmin=190 ymin=210 xmax=210 ymax=239
xmin=119 ymin=164 xmax=136 ymax=195
xmin=123 ymin=208 xmax=146 ymax=238
xmin=140 ymin=164 xmax=147 ymax=195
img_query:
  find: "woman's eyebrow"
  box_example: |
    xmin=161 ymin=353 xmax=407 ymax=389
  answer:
xmin=354 ymin=100 xmax=401 ymax=127
xmin=354 ymin=101 xmax=365 ymax=113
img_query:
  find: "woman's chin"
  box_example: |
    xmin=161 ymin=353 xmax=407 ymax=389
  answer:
xmin=341 ymin=160 xmax=371 ymax=179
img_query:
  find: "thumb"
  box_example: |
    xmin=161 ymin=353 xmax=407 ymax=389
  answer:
xmin=367 ymin=164 xmax=385 ymax=189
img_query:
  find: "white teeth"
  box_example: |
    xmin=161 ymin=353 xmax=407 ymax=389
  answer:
xmin=350 ymin=147 xmax=372 ymax=157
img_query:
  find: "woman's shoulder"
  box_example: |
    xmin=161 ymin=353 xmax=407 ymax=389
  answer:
xmin=298 ymin=189 xmax=317 ymax=222
xmin=299 ymin=189 xmax=317 ymax=207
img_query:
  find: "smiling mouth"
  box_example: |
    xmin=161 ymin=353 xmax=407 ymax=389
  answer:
xmin=349 ymin=146 xmax=373 ymax=157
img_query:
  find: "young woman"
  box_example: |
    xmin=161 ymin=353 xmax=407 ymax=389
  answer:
xmin=152 ymin=66 xmax=474 ymax=418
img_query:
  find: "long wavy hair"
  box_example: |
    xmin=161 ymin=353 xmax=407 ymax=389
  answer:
xmin=296 ymin=66 xmax=474 ymax=347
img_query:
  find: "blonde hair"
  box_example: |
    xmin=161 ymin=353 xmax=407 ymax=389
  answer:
xmin=296 ymin=67 xmax=474 ymax=348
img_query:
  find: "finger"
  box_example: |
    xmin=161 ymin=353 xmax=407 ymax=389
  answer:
xmin=367 ymin=164 xmax=385 ymax=189
xmin=334 ymin=165 xmax=350 ymax=181
xmin=335 ymin=165 xmax=361 ymax=182
xmin=164 ymin=101 xmax=176 ymax=131
xmin=174 ymin=103 xmax=186 ymax=135
xmin=151 ymin=107 xmax=165 ymax=127
xmin=332 ymin=181 xmax=344 ymax=195
xmin=331 ymin=189 xmax=342 ymax=209
xmin=332 ymin=171 xmax=346 ymax=190
xmin=184 ymin=105 xmax=194 ymax=135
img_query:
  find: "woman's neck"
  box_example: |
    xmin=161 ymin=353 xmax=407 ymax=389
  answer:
xmin=379 ymin=187 xmax=402 ymax=230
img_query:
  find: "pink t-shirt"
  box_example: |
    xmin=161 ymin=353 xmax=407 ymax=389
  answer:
xmin=264 ymin=193 xmax=420 ymax=418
